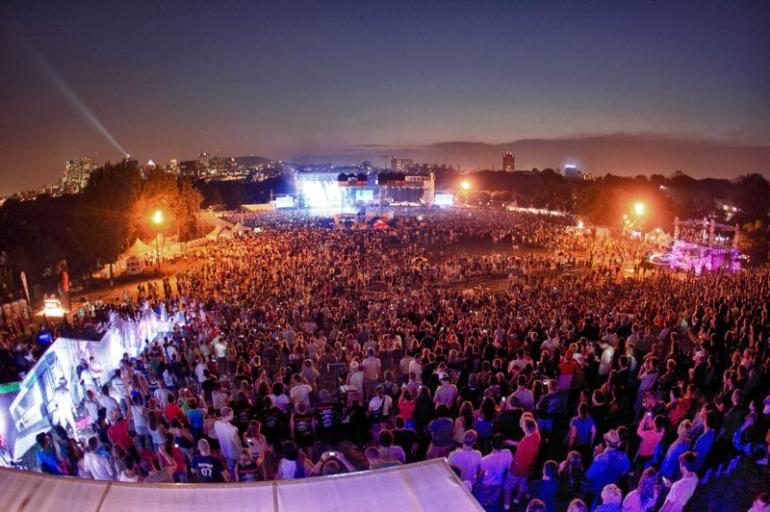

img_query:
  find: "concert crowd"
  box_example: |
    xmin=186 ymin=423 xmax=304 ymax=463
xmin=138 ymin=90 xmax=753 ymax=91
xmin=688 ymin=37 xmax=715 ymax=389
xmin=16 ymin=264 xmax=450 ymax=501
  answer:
xmin=5 ymin=210 xmax=770 ymax=512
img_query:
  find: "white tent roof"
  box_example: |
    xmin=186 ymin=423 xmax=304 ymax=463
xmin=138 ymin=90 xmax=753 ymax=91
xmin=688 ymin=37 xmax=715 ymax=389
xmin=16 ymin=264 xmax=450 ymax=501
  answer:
xmin=0 ymin=460 xmax=481 ymax=512
xmin=123 ymin=238 xmax=154 ymax=258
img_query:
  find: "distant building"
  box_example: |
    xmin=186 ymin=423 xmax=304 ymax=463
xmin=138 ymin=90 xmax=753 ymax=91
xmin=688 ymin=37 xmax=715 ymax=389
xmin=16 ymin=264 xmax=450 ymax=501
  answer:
xmin=179 ymin=160 xmax=198 ymax=178
xmin=61 ymin=156 xmax=97 ymax=194
xmin=390 ymin=157 xmax=413 ymax=172
xmin=198 ymin=152 xmax=210 ymax=174
xmin=502 ymin=152 xmax=515 ymax=172
xmin=167 ymin=159 xmax=180 ymax=175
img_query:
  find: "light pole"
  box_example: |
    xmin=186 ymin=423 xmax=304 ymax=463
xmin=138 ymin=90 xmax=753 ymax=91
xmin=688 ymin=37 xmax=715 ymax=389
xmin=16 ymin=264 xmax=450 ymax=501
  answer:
xmin=633 ymin=201 xmax=646 ymax=234
xmin=460 ymin=180 xmax=471 ymax=204
xmin=152 ymin=209 xmax=164 ymax=273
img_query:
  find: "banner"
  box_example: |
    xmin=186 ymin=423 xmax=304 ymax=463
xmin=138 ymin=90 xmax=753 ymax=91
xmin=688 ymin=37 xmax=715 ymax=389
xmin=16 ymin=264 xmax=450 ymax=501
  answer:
xmin=20 ymin=271 xmax=30 ymax=305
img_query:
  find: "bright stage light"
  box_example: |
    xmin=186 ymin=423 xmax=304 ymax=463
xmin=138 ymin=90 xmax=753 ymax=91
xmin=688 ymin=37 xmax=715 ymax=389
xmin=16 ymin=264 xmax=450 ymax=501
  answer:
xmin=460 ymin=180 xmax=471 ymax=191
xmin=38 ymin=298 xmax=66 ymax=317
xmin=299 ymin=178 xmax=352 ymax=215
xmin=634 ymin=202 xmax=646 ymax=216
xmin=152 ymin=209 xmax=164 ymax=225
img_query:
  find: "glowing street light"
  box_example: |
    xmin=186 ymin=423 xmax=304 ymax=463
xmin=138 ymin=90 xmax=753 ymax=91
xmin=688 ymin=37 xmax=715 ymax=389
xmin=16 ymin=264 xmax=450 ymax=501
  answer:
xmin=151 ymin=209 xmax=164 ymax=272
xmin=633 ymin=201 xmax=646 ymax=216
xmin=460 ymin=180 xmax=471 ymax=192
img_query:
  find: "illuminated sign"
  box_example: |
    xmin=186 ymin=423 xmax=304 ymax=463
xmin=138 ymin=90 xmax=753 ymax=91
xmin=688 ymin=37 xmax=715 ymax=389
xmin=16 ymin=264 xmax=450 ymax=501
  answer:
xmin=274 ymin=196 xmax=295 ymax=209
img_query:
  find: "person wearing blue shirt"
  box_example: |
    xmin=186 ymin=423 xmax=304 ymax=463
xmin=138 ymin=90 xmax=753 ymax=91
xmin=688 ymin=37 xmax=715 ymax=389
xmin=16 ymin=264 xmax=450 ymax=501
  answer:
xmin=35 ymin=433 xmax=64 ymax=475
xmin=692 ymin=411 xmax=718 ymax=474
xmin=186 ymin=398 xmax=205 ymax=436
xmin=585 ymin=430 xmax=631 ymax=504
xmin=529 ymin=460 xmax=559 ymax=512
xmin=660 ymin=420 xmax=693 ymax=480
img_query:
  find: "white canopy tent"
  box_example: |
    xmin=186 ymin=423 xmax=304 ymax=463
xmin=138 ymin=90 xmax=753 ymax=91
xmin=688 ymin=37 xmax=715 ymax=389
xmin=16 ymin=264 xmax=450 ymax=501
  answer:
xmin=0 ymin=460 xmax=481 ymax=512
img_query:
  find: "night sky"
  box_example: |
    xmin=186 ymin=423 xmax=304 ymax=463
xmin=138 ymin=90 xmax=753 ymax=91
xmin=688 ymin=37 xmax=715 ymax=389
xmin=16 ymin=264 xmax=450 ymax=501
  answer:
xmin=1 ymin=0 xmax=769 ymax=193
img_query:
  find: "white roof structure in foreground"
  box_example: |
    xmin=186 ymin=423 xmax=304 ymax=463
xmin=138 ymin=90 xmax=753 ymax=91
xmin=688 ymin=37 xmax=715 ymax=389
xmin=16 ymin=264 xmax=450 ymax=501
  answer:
xmin=0 ymin=459 xmax=482 ymax=512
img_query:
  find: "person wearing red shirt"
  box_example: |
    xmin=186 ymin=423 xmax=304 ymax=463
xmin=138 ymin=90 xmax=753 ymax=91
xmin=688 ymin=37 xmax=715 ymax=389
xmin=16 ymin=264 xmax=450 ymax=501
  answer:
xmin=164 ymin=400 xmax=185 ymax=423
xmin=107 ymin=411 xmax=133 ymax=452
xmin=505 ymin=413 xmax=542 ymax=509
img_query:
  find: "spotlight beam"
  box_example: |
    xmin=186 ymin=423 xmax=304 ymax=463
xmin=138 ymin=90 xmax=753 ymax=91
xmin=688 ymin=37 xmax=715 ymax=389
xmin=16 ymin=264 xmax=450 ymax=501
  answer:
xmin=27 ymin=47 xmax=129 ymax=157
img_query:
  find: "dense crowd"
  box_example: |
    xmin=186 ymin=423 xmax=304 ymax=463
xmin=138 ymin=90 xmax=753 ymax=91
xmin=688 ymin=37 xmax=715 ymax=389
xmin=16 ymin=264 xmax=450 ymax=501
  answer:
xmin=12 ymin=211 xmax=770 ymax=512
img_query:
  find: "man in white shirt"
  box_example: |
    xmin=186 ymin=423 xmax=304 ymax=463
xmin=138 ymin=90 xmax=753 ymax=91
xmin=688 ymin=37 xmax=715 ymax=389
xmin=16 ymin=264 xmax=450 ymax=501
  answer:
xmin=448 ymin=430 xmax=482 ymax=486
xmin=368 ymin=385 xmax=393 ymax=423
xmin=289 ymin=374 xmax=312 ymax=409
xmin=84 ymin=437 xmax=114 ymax=480
xmin=660 ymin=451 xmax=698 ymax=512
xmin=194 ymin=358 xmax=208 ymax=384
xmin=213 ymin=336 xmax=228 ymax=375
xmin=598 ymin=339 xmax=616 ymax=376
xmin=476 ymin=434 xmax=513 ymax=508
xmin=153 ymin=380 xmax=171 ymax=408
xmin=214 ymin=407 xmax=242 ymax=474
xmin=98 ymin=385 xmax=120 ymax=422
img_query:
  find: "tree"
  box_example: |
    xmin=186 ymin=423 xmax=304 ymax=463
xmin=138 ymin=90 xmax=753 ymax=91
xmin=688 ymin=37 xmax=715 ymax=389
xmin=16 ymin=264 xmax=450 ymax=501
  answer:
xmin=738 ymin=220 xmax=770 ymax=265
xmin=733 ymin=174 xmax=770 ymax=223
xmin=73 ymin=160 xmax=142 ymax=277
xmin=132 ymin=168 xmax=202 ymax=243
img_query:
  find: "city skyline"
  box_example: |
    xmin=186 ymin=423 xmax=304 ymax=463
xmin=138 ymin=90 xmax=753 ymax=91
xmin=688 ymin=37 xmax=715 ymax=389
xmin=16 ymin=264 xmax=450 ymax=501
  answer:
xmin=1 ymin=0 xmax=769 ymax=194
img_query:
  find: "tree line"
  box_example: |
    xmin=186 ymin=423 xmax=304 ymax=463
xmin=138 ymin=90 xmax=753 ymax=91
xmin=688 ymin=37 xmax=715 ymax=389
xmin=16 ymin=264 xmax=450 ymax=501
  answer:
xmin=0 ymin=160 xmax=203 ymax=298
xmin=0 ymin=164 xmax=767 ymax=301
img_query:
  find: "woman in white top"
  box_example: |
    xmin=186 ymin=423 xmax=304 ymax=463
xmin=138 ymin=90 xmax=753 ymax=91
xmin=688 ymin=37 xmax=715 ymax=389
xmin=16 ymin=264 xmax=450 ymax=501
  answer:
xmin=276 ymin=441 xmax=311 ymax=480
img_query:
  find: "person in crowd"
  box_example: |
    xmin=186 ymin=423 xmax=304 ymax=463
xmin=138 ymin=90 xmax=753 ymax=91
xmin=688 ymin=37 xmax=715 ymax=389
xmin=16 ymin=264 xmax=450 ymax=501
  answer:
xmin=35 ymin=432 xmax=64 ymax=475
xmin=504 ymin=413 xmax=542 ymax=508
xmin=528 ymin=460 xmax=559 ymax=512
xmin=84 ymin=436 xmax=114 ymax=480
xmin=448 ymin=430 xmax=482 ymax=487
xmin=748 ymin=493 xmax=770 ymax=512
xmin=191 ymin=438 xmax=229 ymax=483
xmin=585 ymin=430 xmax=631 ymax=506
xmin=595 ymin=484 xmax=623 ymax=512
xmin=214 ymin=406 xmax=242 ymax=475
xmin=659 ymin=451 xmax=699 ymax=512
xmin=477 ymin=434 xmax=513 ymax=509
xmin=426 ymin=405 xmax=455 ymax=458
xmin=621 ymin=467 xmax=659 ymax=512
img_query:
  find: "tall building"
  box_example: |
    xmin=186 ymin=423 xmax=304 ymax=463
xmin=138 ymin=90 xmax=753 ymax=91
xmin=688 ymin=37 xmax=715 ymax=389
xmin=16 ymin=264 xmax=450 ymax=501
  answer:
xmin=167 ymin=159 xmax=180 ymax=175
xmin=502 ymin=152 xmax=515 ymax=172
xmin=61 ymin=156 xmax=97 ymax=193
xmin=198 ymin=152 xmax=210 ymax=175
xmin=390 ymin=157 xmax=413 ymax=172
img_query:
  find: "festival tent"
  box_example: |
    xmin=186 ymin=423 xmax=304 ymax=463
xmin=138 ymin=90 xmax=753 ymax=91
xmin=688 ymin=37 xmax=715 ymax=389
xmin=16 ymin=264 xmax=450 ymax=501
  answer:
xmin=0 ymin=459 xmax=482 ymax=512
xmin=231 ymin=221 xmax=248 ymax=234
xmin=123 ymin=238 xmax=155 ymax=258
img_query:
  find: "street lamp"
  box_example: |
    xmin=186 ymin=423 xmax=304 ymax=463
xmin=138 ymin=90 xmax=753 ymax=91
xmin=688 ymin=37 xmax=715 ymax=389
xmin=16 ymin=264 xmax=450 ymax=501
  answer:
xmin=152 ymin=209 xmax=163 ymax=273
